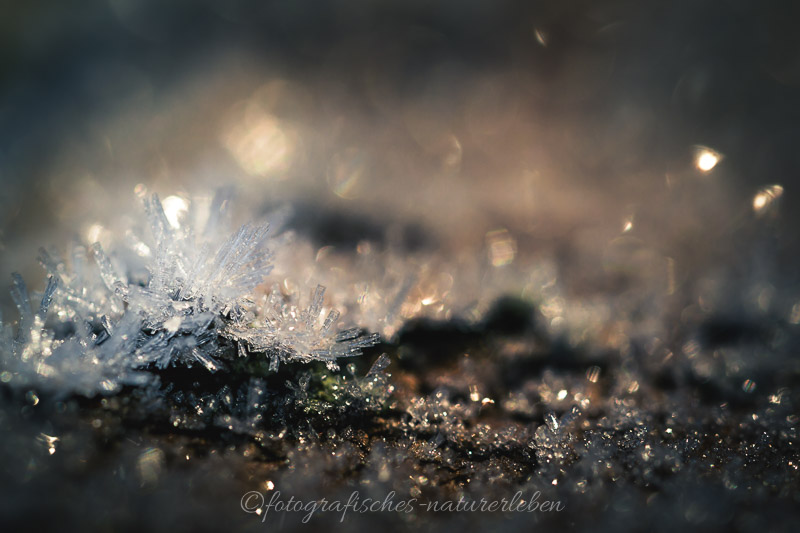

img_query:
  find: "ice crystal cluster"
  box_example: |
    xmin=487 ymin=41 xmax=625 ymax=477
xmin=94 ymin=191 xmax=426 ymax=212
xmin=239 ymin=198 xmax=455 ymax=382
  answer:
xmin=0 ymin=189 xmax=379 ymax=397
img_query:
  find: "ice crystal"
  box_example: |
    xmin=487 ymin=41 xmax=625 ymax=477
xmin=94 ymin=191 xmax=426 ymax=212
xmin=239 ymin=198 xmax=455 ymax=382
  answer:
xmin=0 ymin=189 xmax=379 ymax=396
xmin=225 ymin=283 xmax=380 ymax=372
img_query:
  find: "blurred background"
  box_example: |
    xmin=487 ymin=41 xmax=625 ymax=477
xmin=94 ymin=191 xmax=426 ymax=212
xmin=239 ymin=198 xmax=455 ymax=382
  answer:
xmin=2 ymin=0 xmax=800 ymax=319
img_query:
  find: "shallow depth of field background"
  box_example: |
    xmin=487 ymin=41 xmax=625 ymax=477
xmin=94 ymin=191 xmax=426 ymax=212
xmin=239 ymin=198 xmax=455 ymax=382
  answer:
xmin=1 ymin=0 xmax=800 ymax=336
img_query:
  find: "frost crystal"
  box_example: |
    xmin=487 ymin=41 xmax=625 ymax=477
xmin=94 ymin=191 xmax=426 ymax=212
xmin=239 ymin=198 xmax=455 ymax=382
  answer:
xmin=226 ymin=284 xmax=380 ymax=372
xmin=0 ymin=189 xmax=379 ymax=396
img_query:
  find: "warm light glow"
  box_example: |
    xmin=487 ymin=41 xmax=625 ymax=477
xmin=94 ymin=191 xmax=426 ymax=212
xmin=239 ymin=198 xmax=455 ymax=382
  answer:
xmin=486 ymin=229 xmax=516 ymax=267
xmin=694 ymin=147 xmax=721 ymax=172
xmin=622 ymin=219 xmax=633 ymax=233
xmin=534 ymin=28 xmax=548 ymax=46
xmin=86 ymin=224 xmax=104 ymax=243
xmin=753 ymin=184 xmax=783 ymax=213
xmin=40 ymin=433 xmax=59 ymax=455
xmin=162 ymin=195 xmax=188 ymax=229
xmin=222 ymin=106 xmax=292 ymax=178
